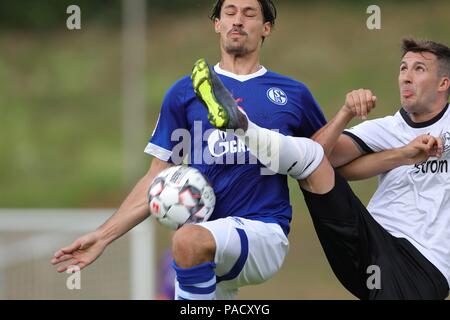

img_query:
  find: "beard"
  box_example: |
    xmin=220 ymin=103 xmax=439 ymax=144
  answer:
xmin=224 ymin=42 xmax=250 ymax=57
xmin=401 ymin=96 xmax=419 ymax=113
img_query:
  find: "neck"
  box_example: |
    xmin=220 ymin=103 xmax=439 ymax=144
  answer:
xmin=408 ymin=100 xmax=448 ymax=123
xmin=219 ymin=51 xmax=262 ymax=75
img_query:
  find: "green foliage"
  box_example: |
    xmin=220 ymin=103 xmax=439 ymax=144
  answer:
xmin=0 ymin=1 xmax=449 ymax=208
xmin=0 ymin=0 xmax=121 ymax=30
xmin=1 ymin=1 xmax=448 ymax=300
xmin=0 ymin=0 xmax=427 ymax=30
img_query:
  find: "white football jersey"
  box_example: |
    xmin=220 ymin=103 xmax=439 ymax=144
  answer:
xmin=344 ymin=103 xmax=450 ymax=288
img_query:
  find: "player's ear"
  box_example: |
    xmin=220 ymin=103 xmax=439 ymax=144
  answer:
xmin=437 ymin=76 xmax=449 ymax=94
xmin=214 ymin=18 xmax=221 ymax=34
xmin=262 ymin=22 xmax=271 ymax=38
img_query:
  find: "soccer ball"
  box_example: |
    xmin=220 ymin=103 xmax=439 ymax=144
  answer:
xmin=148 ymin=165 xmax=215 ymax=230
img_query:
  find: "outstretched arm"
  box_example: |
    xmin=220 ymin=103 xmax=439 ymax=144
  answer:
xmin=51 ymin=157 xmax=172 ymax=272
xmin=95 ymin=157 xmax=171 ymax=245
xmin=338 ymin=134 xmax=443 ymax=181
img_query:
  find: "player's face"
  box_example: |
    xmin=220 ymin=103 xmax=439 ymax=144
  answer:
xmin=215 ymin=0 xmax=271 ymax=57
xmin=399 ymin=51 xmax=444 ymax=113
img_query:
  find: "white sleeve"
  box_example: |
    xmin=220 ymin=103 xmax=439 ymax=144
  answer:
xmin=343 ymin=116 xmax=396 ymax=153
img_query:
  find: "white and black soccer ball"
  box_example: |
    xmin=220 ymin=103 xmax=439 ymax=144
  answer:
xmin=147 ymin=165 xmax=216 ymax=230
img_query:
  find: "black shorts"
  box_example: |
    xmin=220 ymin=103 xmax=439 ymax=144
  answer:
xmin=301 ymin=171 xmax=449 ymax=300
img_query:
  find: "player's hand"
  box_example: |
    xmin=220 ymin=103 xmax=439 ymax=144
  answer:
xmin=400 ymin=134 xmax=443 ymax=165
xmin=51 ymin=231 xmax=107 ymax=273
xmin=343 ymin=89 xmax=377 ymax=120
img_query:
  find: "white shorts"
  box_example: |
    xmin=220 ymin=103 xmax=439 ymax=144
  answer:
xmin=197 ymin=217 xmax=289 ymax=300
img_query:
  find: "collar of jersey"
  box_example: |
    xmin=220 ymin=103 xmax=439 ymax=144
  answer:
xmin=213 ymin=63 xmax=267 ymax=82
xmin=400 ymin=103 xmax=449 ymax=128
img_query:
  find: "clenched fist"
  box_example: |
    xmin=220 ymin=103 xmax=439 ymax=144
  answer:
xmin=344 ymin=89 xmax=377 ymax=120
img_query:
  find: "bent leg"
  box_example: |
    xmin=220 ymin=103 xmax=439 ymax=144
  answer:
xmin=236 ymin=120 xmax=326 ymax=180
xmin=172 ymin=224 xmax=217 ymax=300
xmin=301 ymin=170 xmax=371 ymax=299
xmin=299 ymin=169 xmax=450 ymax=300
xmin=172 ymin=224 xmax=215 ymax=268
xmin=235 ymin=119 xmax=336 ymax=193
xmin=198 ymin=217 xmax=289 ymax=300
xmin=298 ymin=156 xmax=335 ymax=194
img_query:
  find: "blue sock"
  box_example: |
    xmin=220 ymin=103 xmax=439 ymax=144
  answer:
xmin=173 ymin=261 xmax=217 ymax=300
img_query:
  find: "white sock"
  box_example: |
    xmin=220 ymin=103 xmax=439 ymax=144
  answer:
xmin=235 ymin=120 xmax=324 ymax=180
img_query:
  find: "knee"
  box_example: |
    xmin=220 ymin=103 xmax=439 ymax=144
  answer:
xmin=172 ymin=224 xmax=216 ymax=268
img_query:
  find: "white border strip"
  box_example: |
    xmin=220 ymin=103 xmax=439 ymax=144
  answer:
xmin=144 ymin=142 xmax=172 ymax=162
xmin=214 ymin=63 xmax=267 ymax=82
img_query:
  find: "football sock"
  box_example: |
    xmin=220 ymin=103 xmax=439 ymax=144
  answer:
xmin=234 ymin=118 xmax=324 ymax=180
xmin=173 ymin=261 xmax=217 ymax=300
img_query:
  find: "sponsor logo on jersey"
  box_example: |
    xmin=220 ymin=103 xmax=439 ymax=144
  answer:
xmin=207 ymin=129 xmax=249 ymax=157
xmin=413 ymin=159 xmax=448 ymax=174
xmin=412 ymin=132 xmax=450 ymax=174
xmin=441 ymin=131 xmax=450 ymax=153
xmin=267 ymin=88 xmax=288 ymax=105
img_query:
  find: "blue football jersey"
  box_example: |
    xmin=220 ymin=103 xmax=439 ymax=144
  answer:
xmin=146 ymin=65 xmax=327 ymax=235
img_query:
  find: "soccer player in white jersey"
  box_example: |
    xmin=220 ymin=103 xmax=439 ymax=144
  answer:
xmin=51 ymin=0 xmax=329 ymax=300
xmin=197 ymin=38 xmax=450 ymax=299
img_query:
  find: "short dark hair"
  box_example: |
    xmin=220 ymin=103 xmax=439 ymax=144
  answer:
xmin=210 ymin=0 xmax=277 ymax=26
xmin=402 ymin=38 xmax=450 ymax=96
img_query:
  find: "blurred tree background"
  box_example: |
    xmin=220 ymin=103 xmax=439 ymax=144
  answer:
xmin=0 ymin=0 xmax=426 ymax=29
xmin=0 ymin=0 xmax=448 ymax=299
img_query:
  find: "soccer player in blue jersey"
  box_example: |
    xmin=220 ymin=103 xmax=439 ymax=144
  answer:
xmin=51 ymin=0 xmax=326 ymax=299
